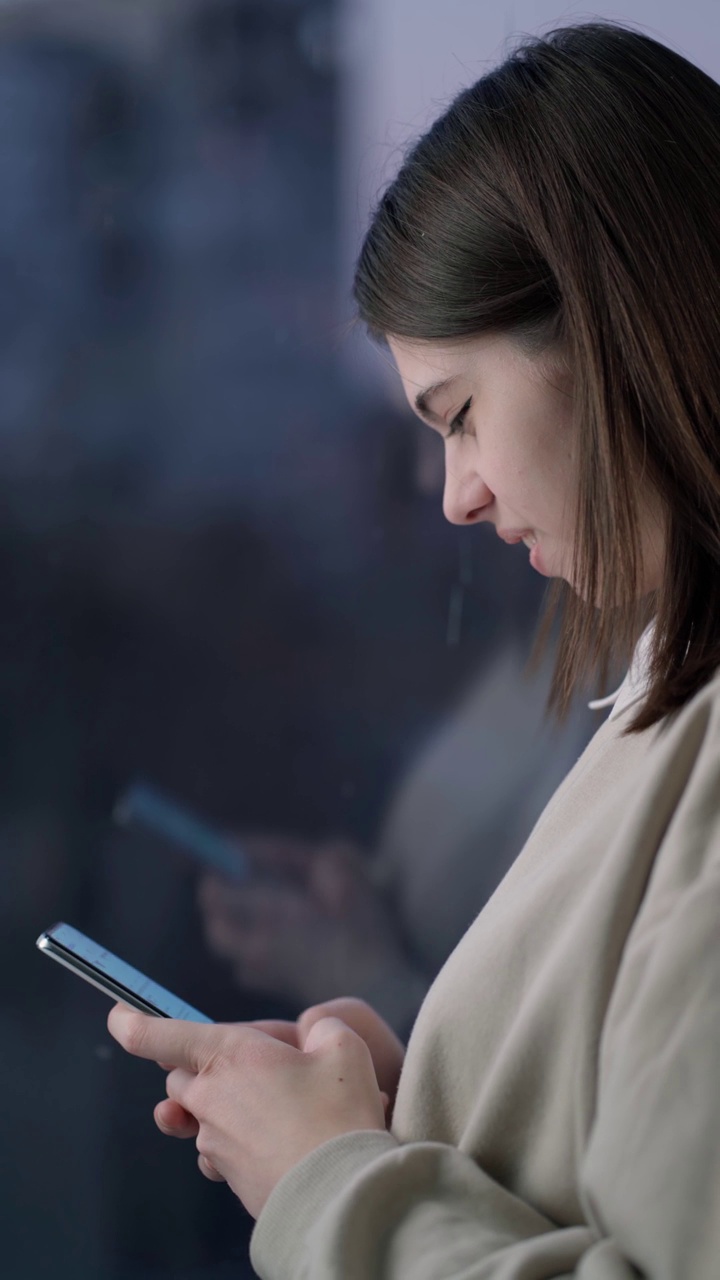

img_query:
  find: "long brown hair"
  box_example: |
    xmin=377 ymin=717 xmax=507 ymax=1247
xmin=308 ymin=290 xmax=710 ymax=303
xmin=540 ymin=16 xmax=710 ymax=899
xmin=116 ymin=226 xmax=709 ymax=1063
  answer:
xmin=353 ymin=21 xmax=720 ymax=731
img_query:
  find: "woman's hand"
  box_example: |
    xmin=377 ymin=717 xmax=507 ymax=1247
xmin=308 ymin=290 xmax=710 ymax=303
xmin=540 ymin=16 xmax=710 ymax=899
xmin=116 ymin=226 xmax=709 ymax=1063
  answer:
xmin=107 ymin=1004 xmax=389 ymax=1220
xmin=248 ymin=997 xmax=405 ymax=1115
xmin=248 ymin=998 xmax=406 ymax=1110
xmin=295 ymin=997 xmax=406 ymax=1114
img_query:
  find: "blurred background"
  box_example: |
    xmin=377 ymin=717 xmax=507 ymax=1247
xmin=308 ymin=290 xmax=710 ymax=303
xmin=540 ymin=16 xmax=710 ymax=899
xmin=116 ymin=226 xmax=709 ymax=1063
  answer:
xmin=0 ymin=1 xmax=715 ymax=1277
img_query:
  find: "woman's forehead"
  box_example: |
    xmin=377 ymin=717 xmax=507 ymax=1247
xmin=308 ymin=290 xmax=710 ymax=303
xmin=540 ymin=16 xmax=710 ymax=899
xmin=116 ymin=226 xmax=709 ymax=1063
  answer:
xmin=388 ymin=333 xmax=524 ymax=390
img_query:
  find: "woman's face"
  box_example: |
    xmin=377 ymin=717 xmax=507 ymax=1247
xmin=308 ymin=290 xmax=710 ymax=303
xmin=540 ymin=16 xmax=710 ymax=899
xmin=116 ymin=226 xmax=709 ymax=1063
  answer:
xmin=389 ymin=332 xmax=579 ymax=584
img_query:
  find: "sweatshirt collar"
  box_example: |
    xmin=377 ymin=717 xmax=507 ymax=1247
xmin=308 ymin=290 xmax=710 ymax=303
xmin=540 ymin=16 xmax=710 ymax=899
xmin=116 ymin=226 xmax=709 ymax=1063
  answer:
xmin=587 ymin=621 xmax=655 ymax=721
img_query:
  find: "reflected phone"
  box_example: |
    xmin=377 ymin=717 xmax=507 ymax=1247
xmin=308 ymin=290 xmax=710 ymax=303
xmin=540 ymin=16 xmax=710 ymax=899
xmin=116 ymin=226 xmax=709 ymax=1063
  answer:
xmin=36 ymin=922 xmax=213 ymax=1022
xmin=114 ymin=781 xmax=248 ymax=881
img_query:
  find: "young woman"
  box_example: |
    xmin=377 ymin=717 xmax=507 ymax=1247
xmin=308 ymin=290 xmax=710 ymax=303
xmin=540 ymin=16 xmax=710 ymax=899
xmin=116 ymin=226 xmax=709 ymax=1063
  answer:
xmin=109 ymin=22 xmax=720 ymax=1278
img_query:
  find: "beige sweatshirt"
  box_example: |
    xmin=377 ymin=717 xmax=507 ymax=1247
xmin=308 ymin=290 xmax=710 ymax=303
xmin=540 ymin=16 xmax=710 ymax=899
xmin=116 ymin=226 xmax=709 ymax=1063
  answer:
xmin=251 ymin=645 xmax=720 ymax=1279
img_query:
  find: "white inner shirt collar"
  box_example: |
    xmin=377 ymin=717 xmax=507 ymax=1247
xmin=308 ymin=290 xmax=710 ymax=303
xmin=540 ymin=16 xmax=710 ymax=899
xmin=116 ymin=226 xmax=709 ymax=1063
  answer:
xmin=588 ymin=621 xmax=656 ymax=721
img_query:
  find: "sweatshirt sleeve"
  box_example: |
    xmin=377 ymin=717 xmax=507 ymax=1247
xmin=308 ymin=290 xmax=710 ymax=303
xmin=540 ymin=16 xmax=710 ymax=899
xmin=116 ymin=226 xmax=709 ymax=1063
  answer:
xmin=250 ymin=735 xmax=720 ymax=1280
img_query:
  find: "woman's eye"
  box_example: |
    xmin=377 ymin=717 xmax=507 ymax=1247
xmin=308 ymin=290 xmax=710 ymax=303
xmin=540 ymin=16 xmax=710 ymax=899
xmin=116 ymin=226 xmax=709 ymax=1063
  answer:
xmin=447 ymin=397 xmax=472 ymax=438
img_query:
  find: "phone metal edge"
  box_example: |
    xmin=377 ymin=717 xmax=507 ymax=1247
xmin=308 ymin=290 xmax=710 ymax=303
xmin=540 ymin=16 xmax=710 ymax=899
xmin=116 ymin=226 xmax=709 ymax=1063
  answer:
xmin=36 ymin=931 xmax=166 ymax=1017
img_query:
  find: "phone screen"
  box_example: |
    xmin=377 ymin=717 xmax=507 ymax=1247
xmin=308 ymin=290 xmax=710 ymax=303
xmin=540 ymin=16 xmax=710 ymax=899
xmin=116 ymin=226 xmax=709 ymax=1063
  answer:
xmin=37 ymin=922 xmax=213 ymax=1022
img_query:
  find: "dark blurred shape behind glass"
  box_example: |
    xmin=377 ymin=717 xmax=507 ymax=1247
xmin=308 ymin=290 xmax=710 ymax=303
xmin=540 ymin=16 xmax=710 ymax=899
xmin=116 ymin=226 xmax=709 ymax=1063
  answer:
xmin=0 ymin=3 xmax=595 ymax=1279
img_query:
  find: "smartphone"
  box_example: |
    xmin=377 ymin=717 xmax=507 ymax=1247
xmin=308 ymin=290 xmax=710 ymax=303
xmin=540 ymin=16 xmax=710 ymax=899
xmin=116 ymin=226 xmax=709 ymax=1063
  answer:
xmin=113 ymin=781 xmax=249 ymax=881
xmin=36 ymin=922 xmax=213 ymax=1021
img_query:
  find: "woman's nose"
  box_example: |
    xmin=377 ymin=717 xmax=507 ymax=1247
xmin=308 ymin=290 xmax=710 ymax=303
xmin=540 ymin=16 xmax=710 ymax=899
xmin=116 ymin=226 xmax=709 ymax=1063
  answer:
xmin=442 ymin=461 xmax=492 ymax=526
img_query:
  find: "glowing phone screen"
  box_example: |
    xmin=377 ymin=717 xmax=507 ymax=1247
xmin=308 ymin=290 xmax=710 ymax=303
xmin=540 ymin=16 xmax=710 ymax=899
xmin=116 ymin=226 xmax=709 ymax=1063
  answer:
xmin=37 ymin=922 xmax=212 ymax=1022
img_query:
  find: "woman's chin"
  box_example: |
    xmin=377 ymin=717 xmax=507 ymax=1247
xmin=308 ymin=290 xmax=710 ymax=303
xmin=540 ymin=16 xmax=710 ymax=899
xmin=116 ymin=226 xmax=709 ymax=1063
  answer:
xmin=529 ymin=540 xmax=553 ymax=577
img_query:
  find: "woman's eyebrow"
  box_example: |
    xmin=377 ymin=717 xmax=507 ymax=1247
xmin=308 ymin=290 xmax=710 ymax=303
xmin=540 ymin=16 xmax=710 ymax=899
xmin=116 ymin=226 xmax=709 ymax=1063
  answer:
xmin=414 ymin=377 xmax=458 ymax=424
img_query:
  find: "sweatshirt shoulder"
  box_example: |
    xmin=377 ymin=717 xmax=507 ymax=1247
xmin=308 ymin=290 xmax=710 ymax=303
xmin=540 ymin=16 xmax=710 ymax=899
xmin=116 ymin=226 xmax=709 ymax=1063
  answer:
xmin=652 ymin=663 xmax=720 ymax=764
xmin=633 ymin=665 xmax=720 ymax=893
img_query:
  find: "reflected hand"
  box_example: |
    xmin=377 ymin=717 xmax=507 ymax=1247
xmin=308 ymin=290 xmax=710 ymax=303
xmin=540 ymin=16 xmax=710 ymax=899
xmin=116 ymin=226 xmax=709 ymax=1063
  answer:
xmin=197 ymin=836 xmax=415 ymax=1012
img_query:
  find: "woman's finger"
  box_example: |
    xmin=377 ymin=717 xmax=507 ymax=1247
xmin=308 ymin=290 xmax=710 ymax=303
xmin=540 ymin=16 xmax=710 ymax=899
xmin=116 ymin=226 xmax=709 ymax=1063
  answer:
xmin=165 ymin=1066 xmax=197 ymax=1109
xmin=154 ymin=1098 xmax=199 ymax=1138
xmin=108 ymin=1005 xmax=219 ymax=1072
xmin=247 ymin=1019 xmax=300 ymax=1047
